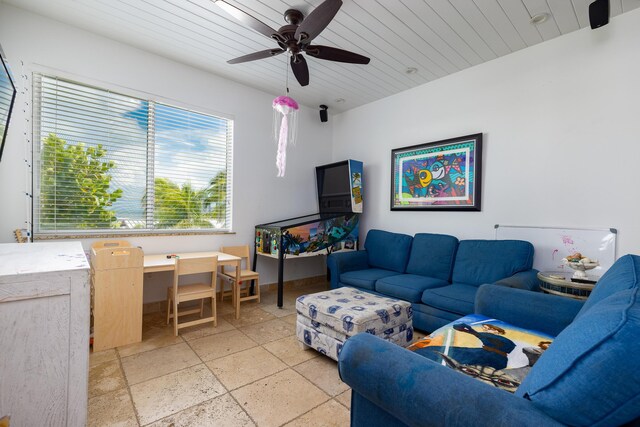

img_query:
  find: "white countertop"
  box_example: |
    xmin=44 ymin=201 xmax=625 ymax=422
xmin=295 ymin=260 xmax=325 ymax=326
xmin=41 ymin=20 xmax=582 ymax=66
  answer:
xmin=0 ymin=242 xmax=89 ymax=276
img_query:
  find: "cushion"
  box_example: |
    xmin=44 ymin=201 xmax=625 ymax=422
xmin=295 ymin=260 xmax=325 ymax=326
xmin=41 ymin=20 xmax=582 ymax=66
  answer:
xmin=340 ymin=268 xmax=398 ymax=290
xmin=295 ymin=287 xmax=413 ymax=336
xmin=452 ymin=240 xmax=534 ymax=287
xmin=364 ymin=229 xmax=413 ymax=273
xmin=421 ymin=283 xmax=477 ymax=315
xmin=575 ymin=254 xmax=640 ymax=319
xmin=405 ymin=233 xmax=458 ymax=281
xmin=408 ymin=314 xmax=554 ymax=392
xmin=375 ymin=274 xmax=449 ymax=303
xmin=516 ymin=287 xmax=640 ymax=426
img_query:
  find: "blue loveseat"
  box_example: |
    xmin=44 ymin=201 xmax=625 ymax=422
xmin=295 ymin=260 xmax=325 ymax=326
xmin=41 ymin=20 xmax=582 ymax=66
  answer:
xmin=338 ymin=254 xmax=640 ymax=427
xmin=327 ymin=229 xmax=538 ymax=332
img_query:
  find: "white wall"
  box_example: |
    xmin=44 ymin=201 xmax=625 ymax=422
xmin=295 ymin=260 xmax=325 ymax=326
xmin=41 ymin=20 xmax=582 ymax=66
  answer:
xmin=333 ymin=9 xmax=640 ymax=258
xmin=0 ymin=4 xmax=332 ymax=301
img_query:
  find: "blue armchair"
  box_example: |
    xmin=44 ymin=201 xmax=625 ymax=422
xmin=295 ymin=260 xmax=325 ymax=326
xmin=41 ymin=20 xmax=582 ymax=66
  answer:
xmin=338 ymin=254 xmax=640 ymax=426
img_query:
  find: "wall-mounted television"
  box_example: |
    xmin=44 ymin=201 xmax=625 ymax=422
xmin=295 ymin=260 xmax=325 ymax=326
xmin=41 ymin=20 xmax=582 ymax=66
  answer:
xmin=0 ymin=44 xmax=17 ymax=162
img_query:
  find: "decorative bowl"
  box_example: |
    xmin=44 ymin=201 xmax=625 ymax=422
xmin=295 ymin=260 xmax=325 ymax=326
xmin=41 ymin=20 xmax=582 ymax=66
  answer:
xmin=565 ymin=260 xmax=599 ymax=279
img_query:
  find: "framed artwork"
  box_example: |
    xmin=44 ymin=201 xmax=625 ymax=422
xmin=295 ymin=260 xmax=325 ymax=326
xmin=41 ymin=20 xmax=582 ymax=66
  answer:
xmin=391 ymin=133 xmax=482 ymax=211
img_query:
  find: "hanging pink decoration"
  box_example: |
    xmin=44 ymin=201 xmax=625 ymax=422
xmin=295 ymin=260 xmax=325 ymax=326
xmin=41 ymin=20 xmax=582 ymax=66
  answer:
xmin=272 ymin=95 xmax=299 ymax=177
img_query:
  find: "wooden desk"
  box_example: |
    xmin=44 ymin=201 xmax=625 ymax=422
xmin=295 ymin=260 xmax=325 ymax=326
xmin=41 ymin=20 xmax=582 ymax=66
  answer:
xmin=144 ymin=251 xmax=242 ymax=319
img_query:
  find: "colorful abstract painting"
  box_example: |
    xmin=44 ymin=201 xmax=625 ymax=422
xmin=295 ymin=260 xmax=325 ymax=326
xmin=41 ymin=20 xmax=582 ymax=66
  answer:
xmin=391 ymin=134 xmax=482 ymax=211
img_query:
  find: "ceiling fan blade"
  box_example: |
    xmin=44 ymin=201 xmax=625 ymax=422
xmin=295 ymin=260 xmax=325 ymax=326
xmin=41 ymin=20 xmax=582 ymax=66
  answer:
xmin=305 ymin=45 xmax=370 ymax=64
xmin=290 ymin=54 xmax=310 ymax=86
xmin=214 ymin=0 xmax=283 ymax=42
xmin=295 ymin=0 xmax=342 ymax=43
xmin=227 ymin=48 xmax=285 ymax=64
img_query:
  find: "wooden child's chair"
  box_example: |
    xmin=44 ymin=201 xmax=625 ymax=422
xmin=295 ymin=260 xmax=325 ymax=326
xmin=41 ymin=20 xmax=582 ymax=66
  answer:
xmin=166 ymin=256 xmax=218 ymax=336
xmin=217 ymin=246 xmax=260 ymax=311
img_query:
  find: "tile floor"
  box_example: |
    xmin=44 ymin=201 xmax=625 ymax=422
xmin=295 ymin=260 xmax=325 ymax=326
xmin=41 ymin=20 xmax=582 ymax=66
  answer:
xmin=88 ymin=282 xmax=354 ymax=427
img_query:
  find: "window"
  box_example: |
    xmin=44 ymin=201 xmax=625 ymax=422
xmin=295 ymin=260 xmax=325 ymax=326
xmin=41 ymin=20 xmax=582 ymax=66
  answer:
xmin=32 ymin=75 xmax=233 ymax=236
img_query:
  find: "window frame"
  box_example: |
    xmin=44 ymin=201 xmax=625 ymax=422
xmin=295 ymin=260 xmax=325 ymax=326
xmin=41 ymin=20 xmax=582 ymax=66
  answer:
xmin=31 ymin=72 xmax=234 ymax=239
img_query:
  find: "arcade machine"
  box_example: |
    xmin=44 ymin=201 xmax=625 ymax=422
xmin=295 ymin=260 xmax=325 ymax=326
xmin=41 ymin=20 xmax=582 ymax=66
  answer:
xmin=254 ymin=159 xmax=363 ymax=308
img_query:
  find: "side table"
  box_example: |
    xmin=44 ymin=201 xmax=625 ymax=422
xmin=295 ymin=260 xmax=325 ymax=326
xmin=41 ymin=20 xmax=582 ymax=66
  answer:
xmin=537 ymin=271 xmax=598 ymax=300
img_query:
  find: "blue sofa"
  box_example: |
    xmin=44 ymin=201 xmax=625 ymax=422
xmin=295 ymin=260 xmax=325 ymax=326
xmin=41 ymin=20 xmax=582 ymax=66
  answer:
xmin=338 ymin=254 xmax=640 ymax=427
xmin=327 ymin=229 xmax=538 ymax=332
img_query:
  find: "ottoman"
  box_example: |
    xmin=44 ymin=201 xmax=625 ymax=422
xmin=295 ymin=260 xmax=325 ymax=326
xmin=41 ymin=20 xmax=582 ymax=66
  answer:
xmin=296 ymin=287 xmax=414 ymax=361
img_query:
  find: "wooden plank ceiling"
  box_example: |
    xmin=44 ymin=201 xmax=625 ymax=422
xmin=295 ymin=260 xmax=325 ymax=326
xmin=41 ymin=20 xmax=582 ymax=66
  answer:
xmin=5 ymin=0 xmax=639 ymax=112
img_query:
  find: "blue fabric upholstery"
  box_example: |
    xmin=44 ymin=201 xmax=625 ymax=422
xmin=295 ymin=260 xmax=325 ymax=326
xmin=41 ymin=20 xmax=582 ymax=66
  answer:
xmin=575 ymin=253 xmax=640 ymax=318
xmin=421 ymin=283 xmax=477 ymax=315
xmin=494 ymin=270 xmax=540 ymax=291
xmin=364 ymin=229 xmax=413 ymax=273
xmin=328 ymin=232 xmax=539 ymax=333
xmin=452 ymin=240 xmax=534 ymax=286
xmin=411 ymin=303 xmax=463 ymax=332
xmin=339 ymin=333 xmax=563 ymax=427
xmin=327 ymin=250 xmax=369 ymax=289
xmin=340 ymin=268 xmax=399 ymax=291
xmin=517 ymin=287 xmax=640 ymax=426
xmin=405 ymin=233 xmax=458 ymax=281
xmin=476 ymin=284 xmax=583 ymax=337
xmin=340 ymin=254 xmax=640 ymax=427
xmin=375 ymin=274 xmax=449 ymax=303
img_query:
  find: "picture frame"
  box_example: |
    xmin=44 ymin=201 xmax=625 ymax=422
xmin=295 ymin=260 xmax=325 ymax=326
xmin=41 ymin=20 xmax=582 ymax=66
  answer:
xmin=390 ymin=133 xmax=482 ymax=211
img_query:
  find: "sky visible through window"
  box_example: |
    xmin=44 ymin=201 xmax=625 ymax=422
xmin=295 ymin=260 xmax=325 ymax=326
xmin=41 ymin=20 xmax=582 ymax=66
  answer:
xmin=37 ymin=76 xmax=231 ymax=232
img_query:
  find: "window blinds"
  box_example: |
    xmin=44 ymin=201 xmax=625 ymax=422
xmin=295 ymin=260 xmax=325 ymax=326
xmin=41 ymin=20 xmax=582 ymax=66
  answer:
xmin=33 ymin=74 xmax=233 ymax=236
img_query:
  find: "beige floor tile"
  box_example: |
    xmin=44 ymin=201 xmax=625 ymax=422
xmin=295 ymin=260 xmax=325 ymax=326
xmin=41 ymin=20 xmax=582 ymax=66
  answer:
xmin=223 ymin=307 xmax=276 ymax=328
xmin=216 ymin=300 xmax=237 ymax=316
xmin=294 ymin=357 xmax=349 ymax=397
xmin=260 ymin=303 xmax=298 ymax=318
xmin=239 ymin=318 xmax=294 ymax=345
xmin=90 ymin=348 xmax=118 ymax=368
xmin=118 ymin=325 xmax=184 ymax=358
xmin=231 ymin=369 xmax=329 ymax=427
xmin=206 ymin=346 xmax=287 ymax=390
xmin=146 ymin=393 xmax=255 ymax=427
xmin=88 ymin=387 xmax=138 ymax=427
xmin=335 ymin=390 xmax=351 ymax=409
xmin=121 ymin=342 xmax=201 ymax=385
xmin=179 ymin=316 xmax=236 ymax=341
xmin=262 ymin=335 xmax=319 ymax=366
xmin=143 ymin=310 xmax=168 ymax=329
xmin=130 ymin=364 xmax=226 ymax=425
xmin=284 ymin=399 xmax=350 ymax=427
xmin=89 ymin=359 xmax=127 ymax=398
xmin=189 ymin=329 xmax=258 ymax=362
xmin=280 ymin=313 xmax=298 ymax=325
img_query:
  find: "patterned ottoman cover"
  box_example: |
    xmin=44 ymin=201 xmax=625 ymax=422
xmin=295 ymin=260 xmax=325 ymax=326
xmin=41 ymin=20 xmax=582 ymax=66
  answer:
xmin=296 ymin=287 xmax=414 ymax=361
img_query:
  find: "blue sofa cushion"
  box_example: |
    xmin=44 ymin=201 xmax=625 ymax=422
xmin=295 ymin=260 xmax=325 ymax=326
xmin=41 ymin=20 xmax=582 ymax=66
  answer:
xmin=340 ymin=268 xmax=399 ymax=291
xmin=576 ymin=254 xmax=640 ymax=319
xmin=405 ymin=233 xmax=459 ymax=281
xmin=421 ymin=283 xmax=477 ymax=315
xmin=364 ymin=229 xmax=413 ymax=273
xmin=452 ymin=240 xmax=534 ymax=287
xmin=516 ymin=287 xmax=640 ymax=426
xmin=375 ymin=274 xmax=449 ymax=303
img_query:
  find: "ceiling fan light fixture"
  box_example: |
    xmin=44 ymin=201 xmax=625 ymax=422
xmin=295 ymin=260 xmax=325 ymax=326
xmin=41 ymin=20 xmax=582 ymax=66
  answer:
xmin=405 ymin=67 xmax=418 ymax=75
xmin=529 ymin=12 xmax=550 ymax=25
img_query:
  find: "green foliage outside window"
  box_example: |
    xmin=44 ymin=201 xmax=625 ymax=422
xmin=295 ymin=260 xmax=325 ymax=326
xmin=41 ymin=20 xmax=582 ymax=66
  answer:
xmin=40 ymin=134 xmax=122 ymax=229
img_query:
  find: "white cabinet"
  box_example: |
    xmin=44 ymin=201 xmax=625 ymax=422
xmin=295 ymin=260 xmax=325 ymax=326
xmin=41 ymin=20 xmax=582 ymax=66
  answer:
xmin=0 ymin=242 xmax=90 ymax=427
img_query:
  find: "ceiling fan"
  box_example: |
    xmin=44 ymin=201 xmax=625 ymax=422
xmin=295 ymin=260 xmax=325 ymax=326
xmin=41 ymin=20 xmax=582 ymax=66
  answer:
xmin=213 ymin=0 xmax=370 ymax=86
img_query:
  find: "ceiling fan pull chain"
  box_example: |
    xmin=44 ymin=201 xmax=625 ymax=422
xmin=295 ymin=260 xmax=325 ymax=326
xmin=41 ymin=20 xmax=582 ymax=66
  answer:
xmin=286 ymin=52 xmax=290 ymax=94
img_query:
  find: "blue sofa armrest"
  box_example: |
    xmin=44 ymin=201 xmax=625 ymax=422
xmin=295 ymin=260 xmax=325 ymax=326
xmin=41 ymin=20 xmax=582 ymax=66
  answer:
xmin=494 ymin=270 xmax=540 ymax=291
xmin=475 ymin=284 xmax=583 ymax=336
xmin=339 ymin=333 xmax=563 ymax=427
xmin=327 ymin=250 xmax=369 ymax=289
